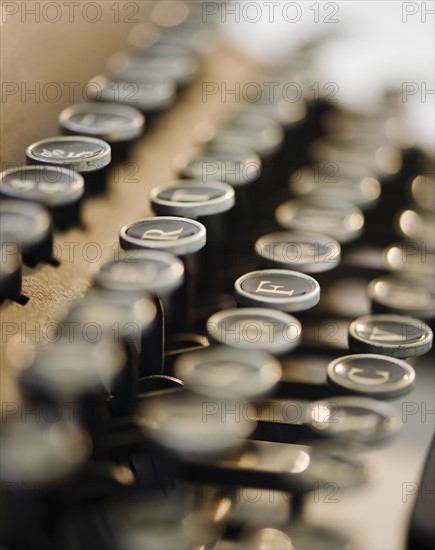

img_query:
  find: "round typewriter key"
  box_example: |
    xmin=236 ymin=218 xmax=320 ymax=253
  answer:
xmin=59 ymin=102 xmax=144 ymax=163
xmin=276 ymin=197 xmax=364 ymax=244
xmin=310 ymin=136 xmax=403 ymax=181
xmin=211 ymin=113 xmax=284 ymax=161
xmin=0 ymin=239 xmax=22 ymax=303
xmin=348 ymin=314 xmax=433 ymax=358
xmin=383 ymin=242 xmax=435 ymax=278
xmin=0 ymin=166 xmax=84 ymax=229
xmin=411 ymin=174 xmax=434 ymax=212
xmin=306 ymin=396 xmax=402 ymax=444
xmin=20 ymin=338 xmax=128 ymax=429
xmin=255 ymin=231 xmax=341 ymax=274
xmin=150 ymin=180 xmax=235 ymax=290
xmin=327 ymin=353 xmax=415 ymax=398
xmin=120 ymin=216 xmax=206 ymax=255
xmin=180 ymin=146 xmax=262 ymax=252
xmin=0 ymin=200 xmax=52 ymax=266
xmin=289 ymin=163 xmax=381 ymax=210
xmin=150 ymin=180 xmax=235 ymax=218
xmin=0 ymin=417 xmax=91 ymax=547
xmin=235 ymin=270 xmax=320 ymax=312
xmin=180 ymin=148 xmax=261 ymax=188
xmin=174 ymin=346 xmax=282 ymax=400
xmin=120 ymin=216 xmax=206 ymax=329
xmin=107 ymin=46 xmax=199 ymax=88
xmin=25 ymin=136 xmax=111 ymax=195
xmin=368 ymin=274 xmax=435 ymax=320
xmin=96 ymin=250 xmax=184 ymax=296
xmin=66 ymin=290 xmax=157 ymax=383
xmin=396 ymin=207 xmax=435 ymax=245
xmin=96 ymin=250 xmax=184 ymax=359
xmin=206 ymin=308 xmax=302 ymax=355
xmin=88 ymin=73 xmax=176 ymax=124
xmin=210 ymin=113 xmax=284 ymax=213
xmin=137 ymin=392 xmax=255 ymax=458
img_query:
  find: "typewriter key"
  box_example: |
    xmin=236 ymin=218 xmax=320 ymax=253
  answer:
xmin=0 ymin=417 xmax=91 ymax=547
xmin=206 ymin=308 xmax=302 ymax=355
xmin=180 ymin=146 xmax=261 ymax=254
xmin=348 ymin=314 xmax=433 ymax=358
xmin=150 ymin=180 xmax=235 ymax=218
xmin=411 ymin=174 xmax=434 ymax=212
xmin=129 ymin=15 xmax=217 ymax=55
xmin=0 ymin=166 xmax=84 ymax=229
xmin=276 ymin=197 xmax=364 ymax=244
xmin=59 ymin=102 xmax=144 ymax=163
xmin=327 ymin=353 xmax=415 ymax=398
xmin=255 ymin=231 xmax=341 ymax=273
xmin=210 ymin=112 xmax=284 ymax=161
xmin=289 ymin=163 xmax=381 ymax=210
xmin=119 ymin=216 xmax=206 ymax=255
xmin=25 ymin=136 xmax=111 ymax=195
xmin=107 ymin=45 xmax=199 ymax=88
xmin=119 ymin=216 xmax=206 ymax=329
xmin=0 ymin=200 xmax=53 ymax=266
xmin=150 ymin=180 xmax=234 ymax=290
xmin=306 ymin=396 xmax=402 ymax=444
xmin=368 ymin=274 xmax=435 ymax=320
xmin=234 ymin=269 xmax=320 ymax=312
xmin=310 ymin=136 xmax=403 ymax=182
xmin=20 ymin=338 xmax=128 ymax=430
xmin=174 ymin=346 xmax=282 ymax=400
xmin=96 ymin=250 xmax=184 ymax=296
xmin=96 ymin=250 xmax=184 ymax=362
xmin=88 ymin=73 xmax=176 ymax=124
xmin=208 ymin=112 xmax=284 ymax=215
xmin=395 ymin=207 xmax=435 ymax=245
xmin=0 ymin=239 xmax=22 ymax=303
xmin=138 ymin=391 xmax=255 ymax=458
xmin=66 ymin=289 xmax=157 ymax=382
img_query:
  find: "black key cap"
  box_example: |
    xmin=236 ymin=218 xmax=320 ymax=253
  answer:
xmin=0 ymin=238 xmax=22 ymax=303
xmin=255 ymin=231 xmax=341 ymax=273
xmin=0 ymin=416 xmax=91 ymax=548
xmin=348 ymin=314 xmax=433 ymax=358
xmin=95 ymin=250 xmax=184 ymax=365
xmin=65 ymin=289 xmax=157 ymax=381
xmin=368 ymin=274 xmax=435 ymax=320
xmin=0 ymin=165 xmax=84 ymax=229
xmin=174 ymin=346 xmax=282 ymax=400
xmin=383 ymin=242 xmax=434 ymax=279
xmin=19 ymin=337 xmax=129 ymax=431
xmin=25 ymin=135 xmax=111 ymax=195
xmin=234 ymin=269 xmax=320 ymax=312
xmin=107 ymin=45 xmax=200 ymax=88
xmin=327 ymin=353 xmax=415 ymax=399
xmin=275 ymin=197 xmax=365 ymax=244
xmin=289 ymin=163 xmax=381 ymax=211
xmin=0 ymin=200 xmax=53 ymax=266
xmin=179 ymin=146 xmax=261 ymax=246
xmin=59 ymin=102 xmax=144 ymax=163
xmin=206 ymin=308 xmax=302 ymax=355
xmin=88 ymin=73 xmax=176 ymax=125
xmin=150 ymin=180 xmax=234 ymax=291
xmin=119 ymin=216 xmax=206 ymax=331
xmin=305 ymin=396 xmax=402 ymax=444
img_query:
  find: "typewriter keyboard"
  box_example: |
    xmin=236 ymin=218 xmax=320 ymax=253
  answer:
xmin=1 ymin=2 xmax=434 ymax=549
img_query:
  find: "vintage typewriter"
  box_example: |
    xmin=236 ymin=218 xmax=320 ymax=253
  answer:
xmin=1 ymin=1 xmax=434 ymax=548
